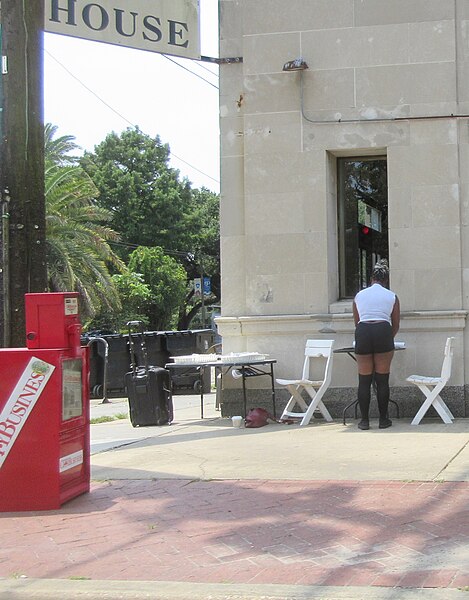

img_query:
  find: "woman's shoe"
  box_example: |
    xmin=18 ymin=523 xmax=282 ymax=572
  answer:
xmin=358 ymin=419 xmax=370 ymax=430
xmin=379 ymin=417 xmax=392 ymax=429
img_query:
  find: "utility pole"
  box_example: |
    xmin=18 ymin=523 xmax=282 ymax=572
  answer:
xmin=0 ymin=1 xmax=47 ymax=347
xmin=199 ymin=256 xmax=206 ymax=329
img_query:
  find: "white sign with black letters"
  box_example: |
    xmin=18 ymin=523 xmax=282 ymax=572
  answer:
xmin=44 ymin=0 xmax=200 ymax=59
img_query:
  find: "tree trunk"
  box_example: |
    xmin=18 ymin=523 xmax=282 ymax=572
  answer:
xmin=0 ymin=1 xmax=47 ymax=347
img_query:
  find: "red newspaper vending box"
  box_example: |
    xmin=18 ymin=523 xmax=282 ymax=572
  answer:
xmin=0 ymin=293 xmax=90 ymax=512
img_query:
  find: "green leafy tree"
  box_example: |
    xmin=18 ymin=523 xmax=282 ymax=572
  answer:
xmin=177 ymin=187 xmax=220 ymax=329
xmin=81 ymin=127 xmax=220 ymax=329
xmin=112 ymin=271 xmax=152 ymax=328
xmin=45 ymin=124 xmax=125 ymax=320
xmin=128 ymin=246 xmax=187 ymax=330
xmin=81 ymin=127 xmax=194 ymax=257
xmin=89 ymin=271 xmax=152 ymax=331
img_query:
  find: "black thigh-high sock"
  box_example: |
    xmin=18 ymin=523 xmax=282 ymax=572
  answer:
xmin=374 ymin=372 xmax=390 ymax=418
xmin=358 ymin=374 xmax=373 ymax=420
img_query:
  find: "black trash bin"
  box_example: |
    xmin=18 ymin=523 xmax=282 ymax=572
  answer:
xmin=164 ymin=330 xmax=215 ymax=394
xmin=83 ymin=335 xmax=101 ymax=397
xmin=83 ymin=333 xmax=113 ymax=399
xmin=99 ymin=334 xmax=130 ymax=398
xmin=130 ymin=331 xmax=169 ymax=368
xmin=193 ymin=329 xmax=216 ymax=353
xmin=86 ymin=338 xmax=109 ymax=399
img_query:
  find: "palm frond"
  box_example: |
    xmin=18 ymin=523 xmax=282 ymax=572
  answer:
xmin=45 ymin=125 xmax=124 ymax=318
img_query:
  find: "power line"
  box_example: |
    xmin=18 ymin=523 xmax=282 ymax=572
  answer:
xmin=45 ymin=49 xmax=136 ymax=128
xmin=109 ymin=240 xmax=200 ymax=259
xmin=187 ymin=57 xmax=219 ymax=77
xmin=161 ymin=54 xmax=218 ymax=89
xmin=44 ymin=49 xmax=220 ymax=185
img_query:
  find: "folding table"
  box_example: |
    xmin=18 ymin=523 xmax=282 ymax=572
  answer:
xmin=165 ymin=358 xmax=277 ymax=419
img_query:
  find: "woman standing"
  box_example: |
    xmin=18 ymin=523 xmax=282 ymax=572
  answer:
xmin=352 ymin=259 xmax=400 ymax=430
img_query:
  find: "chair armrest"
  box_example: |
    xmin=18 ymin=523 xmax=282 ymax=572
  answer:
xmin=406 ymin=375 xmax=442 ymax=385
xmin=276 ymin=378 xmax=324 ymax=386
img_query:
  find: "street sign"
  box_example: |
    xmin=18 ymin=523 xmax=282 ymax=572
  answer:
xmin=193 ymin=278 xmax=202 ymax=297
xmin=44 ymin=0 xmax=201 ymax=60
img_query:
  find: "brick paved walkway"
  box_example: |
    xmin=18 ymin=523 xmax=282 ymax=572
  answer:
xmin=1 ymin=479 xmax=468 ymax=589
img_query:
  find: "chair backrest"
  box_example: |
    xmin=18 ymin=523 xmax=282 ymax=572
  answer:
xmin=301 ymin=339 xmax=334 ymax=382
xmin=440 ymin=337 xmax=454 ymax=381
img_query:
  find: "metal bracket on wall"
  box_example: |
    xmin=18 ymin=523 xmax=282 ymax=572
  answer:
xmin=200 ymin=55 xmax=243 ymax=65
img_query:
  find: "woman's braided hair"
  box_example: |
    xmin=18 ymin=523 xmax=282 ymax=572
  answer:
xmin=371 ymin=259 xmax=389 ymax=284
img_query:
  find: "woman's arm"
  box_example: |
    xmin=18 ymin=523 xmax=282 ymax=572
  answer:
xmin=391 ymin=296 xmax=400 ymax=337
xmin=352 ymin=301 xmax=360 ymax=327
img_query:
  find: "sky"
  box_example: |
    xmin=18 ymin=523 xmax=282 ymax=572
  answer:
xmin=43 ymin=0 xmax=220 ymax=193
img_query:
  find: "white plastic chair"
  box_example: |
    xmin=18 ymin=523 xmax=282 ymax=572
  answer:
xmin=276 ymin=339 xmax=334 ymax=427
xmin=406 ymin=337 xmax=455 ymax=425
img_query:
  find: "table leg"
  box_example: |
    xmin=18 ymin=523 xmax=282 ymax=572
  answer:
xmin=389 ymin=398 xmax=399 ymax=418
xmin=336 ymin=350 xmax=402 ymax=423
xmin=343 ymin=399 xmax=358 ymax=425
xmin=199 ymin=365 xmax=205 ymax=419
xmin=270 ymin=362 xmax=276 ymax=418
xmin=241 ymin=365 xmax=247 ymax=418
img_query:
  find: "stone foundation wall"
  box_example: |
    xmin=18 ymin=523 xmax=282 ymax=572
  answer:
xmin=220 ymin=385 xmax=468 ymax=421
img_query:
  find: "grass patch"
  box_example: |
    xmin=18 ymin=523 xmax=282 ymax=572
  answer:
xmin=90 ymin=412 xmax=128 ymax=424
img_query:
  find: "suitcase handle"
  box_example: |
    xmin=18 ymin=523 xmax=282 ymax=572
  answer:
xmin=126 ymin=321 xmax=149 ymax=374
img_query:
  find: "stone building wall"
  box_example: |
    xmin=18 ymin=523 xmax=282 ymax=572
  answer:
xmin=217 ymin=0 xmax=469 ymax=418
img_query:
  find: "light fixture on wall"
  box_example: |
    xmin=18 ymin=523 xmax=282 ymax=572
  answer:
xmin=282 ymin=58 xmax=309 ymax=72
xmin=282 ymin=57 xmax=312 ymax=124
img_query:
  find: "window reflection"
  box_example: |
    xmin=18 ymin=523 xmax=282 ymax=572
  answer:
xmin=337 ymin=157 xmax=388 ymax=298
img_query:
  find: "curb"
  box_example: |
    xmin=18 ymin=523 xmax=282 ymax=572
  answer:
xmin=0 ymin=580 xmax=466 ymax=600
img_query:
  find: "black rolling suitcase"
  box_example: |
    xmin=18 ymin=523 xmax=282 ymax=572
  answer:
xmin=125 ymin=321 xmax=173 ymax=427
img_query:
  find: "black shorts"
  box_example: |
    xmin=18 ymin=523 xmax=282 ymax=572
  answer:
xmin=355 ymin=321 xmax=394 ymax=355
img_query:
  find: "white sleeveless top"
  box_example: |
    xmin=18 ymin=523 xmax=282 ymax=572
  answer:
xmin=354 ymin=283 xmax=396 ymax=324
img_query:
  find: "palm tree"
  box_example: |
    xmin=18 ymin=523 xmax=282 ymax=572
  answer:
xmin=44 ymin=123 xmax=79 ymax=165
xmin=45 ymin=124 xmax=125 ymax=320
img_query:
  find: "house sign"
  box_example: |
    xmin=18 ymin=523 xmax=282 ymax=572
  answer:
xmin=45 ymin=0 xmax=200 ymax=59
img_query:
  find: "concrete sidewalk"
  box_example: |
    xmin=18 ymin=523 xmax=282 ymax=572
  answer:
xmin=0 ymin=394 xmax=468 ymax=599
xmin=89 ymin=396 xmax=469 ymax=482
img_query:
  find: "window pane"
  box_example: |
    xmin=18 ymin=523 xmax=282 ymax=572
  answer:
xmin=338 ymin=158 xmax=388 ymax=298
